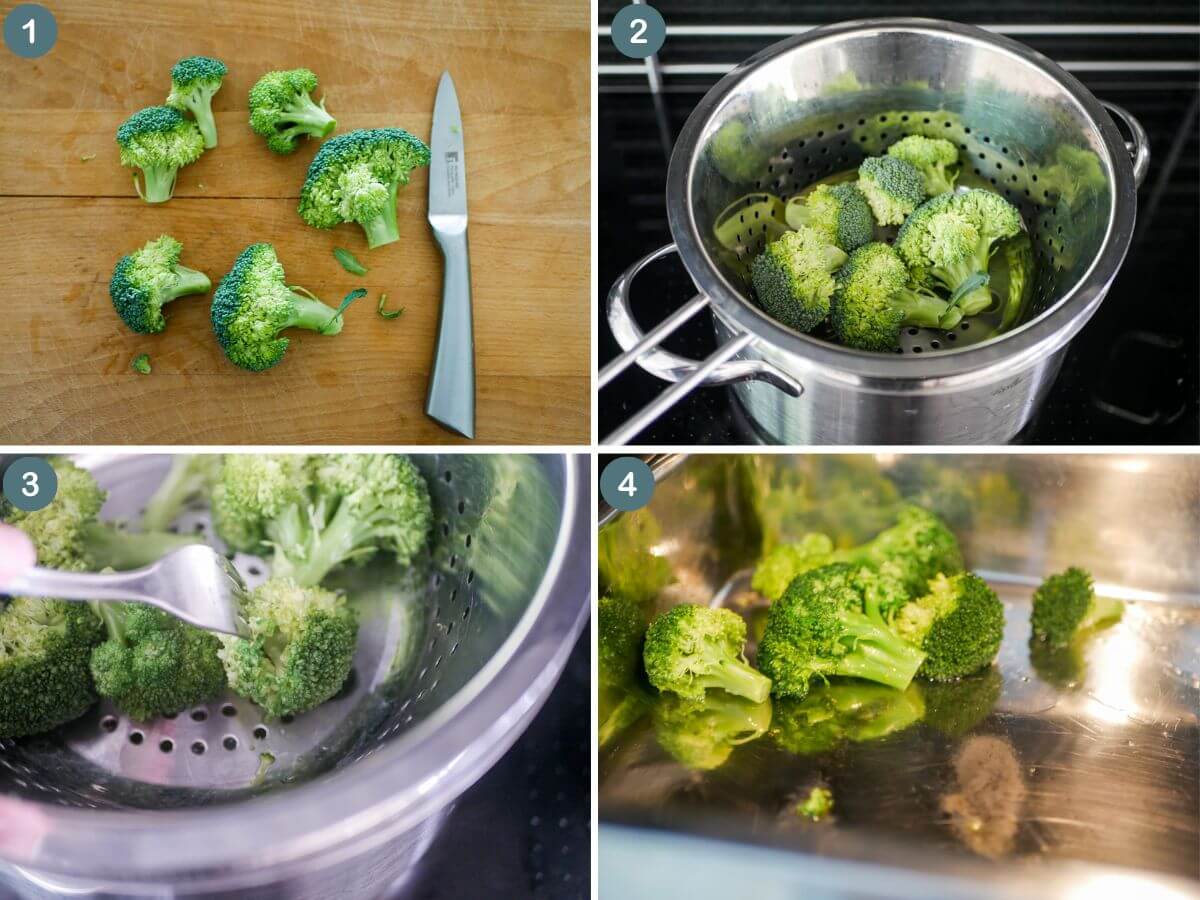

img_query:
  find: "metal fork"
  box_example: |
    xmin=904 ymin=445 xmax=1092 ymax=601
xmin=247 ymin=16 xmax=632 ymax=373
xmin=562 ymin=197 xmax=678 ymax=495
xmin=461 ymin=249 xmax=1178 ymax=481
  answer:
xmin=2 ymin=545 xmax=248 ymax=636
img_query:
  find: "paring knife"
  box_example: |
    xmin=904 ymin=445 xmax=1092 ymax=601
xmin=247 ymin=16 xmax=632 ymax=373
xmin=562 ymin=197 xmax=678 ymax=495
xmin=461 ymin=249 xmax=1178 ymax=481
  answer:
xmin=426 ymin=71 xmax=475 ymax=439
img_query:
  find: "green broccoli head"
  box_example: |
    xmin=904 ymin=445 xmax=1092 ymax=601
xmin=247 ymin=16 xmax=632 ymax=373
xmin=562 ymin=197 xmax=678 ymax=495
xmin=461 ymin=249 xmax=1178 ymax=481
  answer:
xmin=835 ymin=504 xmax=964 ymax=598
xmin=599 ymin=593 xmax=646 ymax=689
xmin=109 ymin=234 xmax=211 ymax=334
xmin=756 ymin=564 xmax=926 ymax=700
xmin=248 ymin=68 xmax=337 ymax=155
xmin=750 ymin=226 xmax=848 ymax=332
xmin=116 ymin=105 xmax=205 ymax=203
xmin=751 ymin=532 xmax=834 ymax=601
xmin=166 ymin=56 xmax=227 ymax=149
xmin=1030 ymin=567 xmax=1123 ymax=648
xmin=218 ymin=577 xmax=357 ymax=718
xmin=771 ymin=681 xmax=925 ymax=755
xmin=886 ymin=135 xmax=960 ymax=196
xmin=298 ymin=128 xmax=431 ymax=248
xmin=211 ymin=453 xmax=312 ymax=552
xmin=895 ymin=189 xmax=1022 ymax=317
xmin=831 ymin=242 xmax=956 ymax=352
xmin=857 ymin=155 xmax=925 ymax=225
xmin=652 ymin=691 xmax=772 ymax=770
xmin=643 ymin=604 xmax=772 ymax=703
xmin=211 ymin=243 xmax=344 ymax=371
xmin=3 ymin=457 xmax=106 ymax=570
xmin=784 ymin=182 xmax=875 ymax=252
xmin=0 ymin=598 xmax=103 ymax=737
xmin=90 ymin=602 xmax=226 ymax=720
xmin=893 ymin=572 xmax=1004 ymax=681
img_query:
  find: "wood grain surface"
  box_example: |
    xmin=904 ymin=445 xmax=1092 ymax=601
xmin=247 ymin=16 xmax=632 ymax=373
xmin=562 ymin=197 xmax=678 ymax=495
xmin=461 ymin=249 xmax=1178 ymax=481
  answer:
xmin=0 ymin=0 xmax=590 ymax=444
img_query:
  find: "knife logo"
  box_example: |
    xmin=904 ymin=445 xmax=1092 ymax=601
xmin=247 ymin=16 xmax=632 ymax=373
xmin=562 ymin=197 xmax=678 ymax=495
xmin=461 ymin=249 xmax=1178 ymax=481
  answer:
xmin=445 ymin=150 xmax=460 ymax=198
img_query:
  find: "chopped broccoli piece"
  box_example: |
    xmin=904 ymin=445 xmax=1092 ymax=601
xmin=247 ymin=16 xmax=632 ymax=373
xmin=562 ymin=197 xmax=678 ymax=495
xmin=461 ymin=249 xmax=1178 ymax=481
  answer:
xmin=211 ymin=453 xmax=310 ymax=552
xmin=895 ymin=189 xmax=1022 ymax=317
xmin=998 ymin=233 xmax=1033 ymax=332
xmin=131 ymin=353 xmax=152 ymax=374
xmin=599 ymin=592 xmax=652 ymax=747
xmin=166 ymin=56 xmax=227 ymax=149
xmin=831 ymin=242 xmax=958 ymax=352
xmin=857 ymin=155 xmax=925 ymax=225
xmin=643 ymin=604 xmax=772 ymax=703
xmin=757 ymin=564 xmax=926 ymax=700
xmin=751 ymin=532 xmax=834 ymax=600
xmin=833 ymin=505 xmax=964 ymax=602
xmin=796 ymin=785 xmax=834 ymax=821
xmin=299 ymin=128 xmax=431 ymax=248
xmin=771 ymin=681 xmax=925 ymax=755
xmin=893 ymin=573 xmax=1004 ymax=681
xmin=652 ymin=692 xmax=772 ymax=770
xmin=750 ymin=226 xmax=848 ymax=332
xmin=141 ymin=454 xmax=222 ymax=532
xmin=886 ymin=135 xmax=960 ymax=197
xmin=110 ymin=234 xmax=211 ymax=334
xmin=217 ymin=577 xmax=357 ymax=718
xmin=211 ymin=243 xmax=345 ymax=372
xmin=248 ymin=69 xmax=337 ymax=154
xmin=1030 ymin=567 xmax=1123 ymax=648
xmin=116 ymin=106 xmax=205 ymax=203
xmin=784 ymin=182 xmax=874 ymax=251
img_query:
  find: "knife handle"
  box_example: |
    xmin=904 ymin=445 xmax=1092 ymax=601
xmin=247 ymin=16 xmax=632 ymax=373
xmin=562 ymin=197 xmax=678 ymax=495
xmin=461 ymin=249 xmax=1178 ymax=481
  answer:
xmin=426 ymin=225 xmax=476 ymax=439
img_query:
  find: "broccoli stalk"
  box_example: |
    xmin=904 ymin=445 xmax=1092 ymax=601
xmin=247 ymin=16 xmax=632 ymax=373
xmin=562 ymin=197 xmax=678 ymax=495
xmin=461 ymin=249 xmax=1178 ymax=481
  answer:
xmin=166 ymin=56 xmax=227 ymax=149
xmin=643 ymin=604 xmax=772 ymax=703
xmin=141 ymin=455 xmax=223 ymax=532
xmin=76 ymin=522 xmax=202 ymax=571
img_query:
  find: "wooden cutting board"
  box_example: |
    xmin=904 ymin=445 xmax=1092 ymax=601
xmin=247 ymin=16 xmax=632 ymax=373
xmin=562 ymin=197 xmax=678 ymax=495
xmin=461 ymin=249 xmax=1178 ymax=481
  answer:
xmin=0 ymin=0 xmax=590 ymax=444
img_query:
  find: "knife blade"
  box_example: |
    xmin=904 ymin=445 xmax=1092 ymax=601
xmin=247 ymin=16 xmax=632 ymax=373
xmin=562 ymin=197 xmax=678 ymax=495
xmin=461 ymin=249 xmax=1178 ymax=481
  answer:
xmin=425 ymin=71 xmax=475 ymax=439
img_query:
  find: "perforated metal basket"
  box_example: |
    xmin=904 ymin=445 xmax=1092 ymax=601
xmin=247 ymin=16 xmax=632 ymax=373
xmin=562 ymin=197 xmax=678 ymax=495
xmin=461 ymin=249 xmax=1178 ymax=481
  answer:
xmin=602 ymin=18 xmax=1150 ymax=445
xmin=0 ymin=453 xmax=590 ymax=899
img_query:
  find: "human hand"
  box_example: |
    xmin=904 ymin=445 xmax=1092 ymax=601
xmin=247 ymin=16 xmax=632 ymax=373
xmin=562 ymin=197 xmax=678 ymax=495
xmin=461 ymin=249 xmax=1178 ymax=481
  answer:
xmin=0 ymin=523 xmax=36 ymax=584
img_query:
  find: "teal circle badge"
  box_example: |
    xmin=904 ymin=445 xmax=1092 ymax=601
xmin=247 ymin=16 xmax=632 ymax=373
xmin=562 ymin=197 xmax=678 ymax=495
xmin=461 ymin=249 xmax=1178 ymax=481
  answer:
xmin=611 ymin=4 xmax=665 ymax=60
xmin=4 ymin=5 xmax=57 ymax=59
xmin=3 ymin=457 xmax=57 ymax=512
xmin=600 ymin=457 xmax=655 ymax=512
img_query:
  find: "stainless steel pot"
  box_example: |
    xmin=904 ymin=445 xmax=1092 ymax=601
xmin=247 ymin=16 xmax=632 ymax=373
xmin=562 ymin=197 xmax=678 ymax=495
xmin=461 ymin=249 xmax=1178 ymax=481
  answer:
xmin=602 ymin=18 xmax=1150 ymax=445
xmin=0 ymin=453 xmax=590 ymax=899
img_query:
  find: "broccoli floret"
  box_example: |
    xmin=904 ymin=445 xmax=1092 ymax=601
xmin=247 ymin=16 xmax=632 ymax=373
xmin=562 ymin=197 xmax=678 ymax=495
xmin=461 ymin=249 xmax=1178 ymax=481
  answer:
xmin=248 ymin=69 xmax=337 ymax=154
xmin=850 ymin=559 xmax=914 ymax=626
xmin=751 ymin=532 xmax=834 ymax=601
xmin=211 ymin=243 xmax=345 ymax=371
xmin=116 ymin=106 xmax=205 ymax=203
xmin=0 ymin=598 xmax=103 ymax=737
xmin=643 ymin=604 xmax=772 ymax=703
xmin=299 ymin=128 xmax=431 ymax=248
xmin=1037 ymin=144 xmax=1106 ymax=209
xmin=833 ymin=505 xmax=964 ymax=601
xmin=1030 ymin=567 xmax=1122 ymax=648
xmin=796 ymin=785 xmax=834 ymax=821
xmin=998 ymin=233 xmax=1033 ymax=332
xmin=141 ymin=454 xmax=222 ymax=532
xmin=166 ymin=56 xmax=227 ymax=149
xmin=857 ymin=156 xmax=925 ymax=225
xmin=131 ymin=353 xmax=152 ymax=375
xmin=771 ymin=681 xmax=925 ymax=755
xmin=599 ymin=593 xmax=652 ymax=746
xmin=110 ymin=234 xmax=211 ymax=334
xmin=895 ymin=189 xmax=1022 ymax=317
xmin=652 ymin=692 xmax=772 ymax=770
xmin=831 ymin=242 xmax=958 ymax=351
xmin=90 ymin=602 xmax=226 ymax=720
xmin=750 ymin=226 xmax=848 ymax=332
xmin=893 ymin=573 xmax=1004 ymax=681
xmin=217 ymin=577 xmax=357 ymax=718
xmin=598 ymin=509 xmax=673 ymax=606
xmin=784 ymin=182 xmax=874 ymax=252
xmin=211 ymin=453 xmax=310 ymax=552
xmin=757 ymin=564 xmax=926 ymax=700
xmin=886 ymin=135 xmax=960 ymax=197
xmin=920 ymin=666 xmax=1002 ymax=737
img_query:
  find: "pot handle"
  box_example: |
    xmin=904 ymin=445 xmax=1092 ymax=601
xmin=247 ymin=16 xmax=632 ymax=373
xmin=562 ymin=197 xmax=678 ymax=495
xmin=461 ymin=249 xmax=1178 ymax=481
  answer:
xmin=1101 ymin=101 xmax=1150 ymax=188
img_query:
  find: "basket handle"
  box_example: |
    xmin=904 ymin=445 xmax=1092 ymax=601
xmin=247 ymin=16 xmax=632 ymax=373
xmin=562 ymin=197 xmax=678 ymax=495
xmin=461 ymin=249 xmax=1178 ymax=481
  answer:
xmin=601 ymin=242 xmax=802 ymax=445
xmin=1101 ymin=101 xmax=1150 ymax=188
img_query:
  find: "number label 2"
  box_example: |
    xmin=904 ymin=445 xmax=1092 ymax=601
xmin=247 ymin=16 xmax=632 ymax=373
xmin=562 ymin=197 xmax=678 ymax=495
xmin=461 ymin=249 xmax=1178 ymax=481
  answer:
xmin=629 ymin=17 xmax=647 ymax=45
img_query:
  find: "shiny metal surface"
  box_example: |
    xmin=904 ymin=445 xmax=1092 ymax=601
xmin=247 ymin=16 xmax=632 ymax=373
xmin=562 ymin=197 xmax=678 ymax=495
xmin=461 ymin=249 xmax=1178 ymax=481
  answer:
xmin=0 ymin=453 xmax=591 ymax=898
xmin=599 ymin=454 xmax=1200 ymax=892
xmin=605 ymin=18 xmax=1149 ymax=444
xmin=4 ymin=545 xmax=247 ymax=637
xmin=426 ymin=71 xmax=476 ymax=439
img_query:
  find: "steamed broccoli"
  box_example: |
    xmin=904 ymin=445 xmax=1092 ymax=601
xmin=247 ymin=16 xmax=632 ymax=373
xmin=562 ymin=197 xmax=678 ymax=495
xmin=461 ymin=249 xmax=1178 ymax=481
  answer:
xmin=886 ymin=135 xmax=960 ymax=197
xmin=756 ymin=564 xmax=926 ymax=700
xmin=90 ymin=602 xmax=226 ymax=720
xmin=857 ymin=155 xmax=925 ymax=225
xmin=0 ymin=598 xmax=103 ymax=737
xmin=895 ymin=190 xmax=1022 ymax=317
xmin=750 ymin=226 xmax=848 ymax=332
xmin=771 ymin=681 xmax=925 ymax=755
xmin=110 ymin=235 xmax=211 ymax=334
xmin=299 ymin=128 xmax=431 ymax=248
xmin=166 ymin=56 xmax=227 ymax=149
xmin=784 ymin=182 xmax=874 ymax=252
xmin=998 ymin=233 xmax=1033 ymax=332
xmin=598 ymin=593 xmax=652 ymax=746
xmin=893 ymin=573 xmax=1004 ymax=681
xmin=217 ymin=577 xmax=357 ymax=718
xmin=652 ymin=692 xmax=772 ymax=770
xmin=1030 ymin=567 xmax=1123 ymax=648
xmin=116 ymin=106 xmax=205 ymax=203
xmin=831 ymin=242 xmax=958 ymax=351
xmin=1037 ymin=144 xmax=1106 ymax=210
xmin=643 ymin=604 xmax=772 ymax=704
xmin=141 ymin=454 xmax=222 ymax=532
xmin=248 ymin=69 xmax=337 ymax=154
xmin=751 ymin=532 xmax=834 ymax=601
xmin=833 ymin=505 xmax=964 ymax=601
xmin=211 ymin=243 xmax=345 ymax=371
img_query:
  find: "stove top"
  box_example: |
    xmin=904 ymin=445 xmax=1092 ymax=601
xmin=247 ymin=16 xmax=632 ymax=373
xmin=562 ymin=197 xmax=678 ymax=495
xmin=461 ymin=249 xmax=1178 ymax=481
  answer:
xmin=597 ymin=1 xmax=1200 ymax=445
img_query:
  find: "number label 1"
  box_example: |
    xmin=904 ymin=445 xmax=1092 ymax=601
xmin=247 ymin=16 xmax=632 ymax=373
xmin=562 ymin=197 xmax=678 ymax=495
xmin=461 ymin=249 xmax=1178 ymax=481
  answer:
xmin=21 ymin=17 xmax=34 ymax=44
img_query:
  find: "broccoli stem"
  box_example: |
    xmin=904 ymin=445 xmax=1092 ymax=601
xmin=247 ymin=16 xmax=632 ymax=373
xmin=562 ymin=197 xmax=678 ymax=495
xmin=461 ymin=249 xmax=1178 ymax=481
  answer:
xmin=167 ymin=266 xmax=212 ymax=301
xmin=599 ymin=693 xmax=648 ymax=747
xmin=283 ymin=96 xmax=337 ymax=138
xmin=139 ymin=165 xmax=179 ymax=203
xmin=362 ymin=182 xmax=401 ymax=249
xmin=80 ymin=522 xmax=203 ymax=571
xmin=706 ymin=656 xmax=772 ymax=704
xmin=1079 ymin=595 xmax=1124 ymax=633
xmin=895 ymin=289 xmax=952 ymax=328
xmin=286 ymin=291 xmax=344 ymax=335
xmin=833 ymin=611 xmax=926 ymax=690
xmin=937 ymin=253 xmax=994 ymax=316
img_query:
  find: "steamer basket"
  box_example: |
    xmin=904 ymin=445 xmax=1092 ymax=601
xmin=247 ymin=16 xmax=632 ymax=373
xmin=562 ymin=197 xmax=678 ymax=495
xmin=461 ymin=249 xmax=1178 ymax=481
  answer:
xmin=603 ymin=18 xmax=1150 ymax=445
xmin=0 ymin=453 xmax=590 ymax=899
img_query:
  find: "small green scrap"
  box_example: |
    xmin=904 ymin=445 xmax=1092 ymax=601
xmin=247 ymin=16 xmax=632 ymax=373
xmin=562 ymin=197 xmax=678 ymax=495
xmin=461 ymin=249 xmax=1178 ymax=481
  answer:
xmin=333 ymin=247 xmax=368 ymax=276
xmin=131 ymin=353 xmax=151 ymax=375
xmin=797 ymin=785 xmax=833 ymax=821
xmin=80 ymin=153 xmax=97 ymax=162
xmin=377 ymin=292 xmax=404 ymax=320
